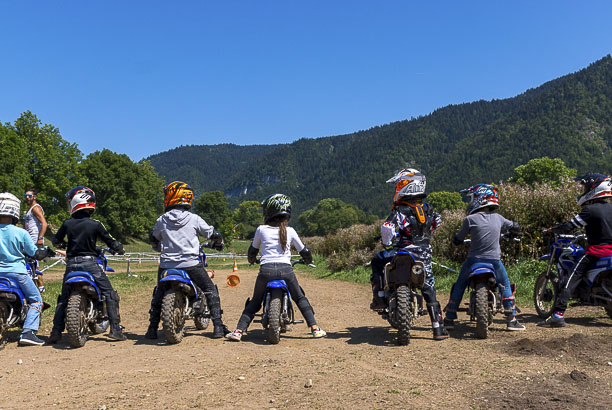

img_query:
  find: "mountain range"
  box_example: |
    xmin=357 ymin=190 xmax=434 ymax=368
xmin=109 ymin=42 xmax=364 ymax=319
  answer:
xmin=147 ymin=55 xmax=612 ymax=218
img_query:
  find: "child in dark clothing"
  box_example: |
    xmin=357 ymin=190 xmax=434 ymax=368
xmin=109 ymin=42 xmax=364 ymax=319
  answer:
xmin=48 ymin=186 xmax=126 ymax=343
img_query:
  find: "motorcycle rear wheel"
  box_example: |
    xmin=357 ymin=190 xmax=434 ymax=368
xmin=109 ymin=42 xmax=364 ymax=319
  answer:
xmin=267 ymin=289 xmax=282 ymax=345
xmin=66 ymin=292 xmax=89 ymax=348
xmin=161 ymin=289 xmax=186 ymax=344
xmin=395 ymin=285 xmax=411 ymax=346
xmin=534 ymin=272 xmax=557 ymax=319
xmin=0 ymin=303 xmax=8 ymax=351
xmin=475 ymin=283 xmax=489 ymax=339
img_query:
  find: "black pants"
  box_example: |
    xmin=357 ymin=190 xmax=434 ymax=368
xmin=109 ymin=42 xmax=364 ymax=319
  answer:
xmin=149 ymin=263 xmax=223 ymax=327
xmin=53 ymin=257 xmax=121 ymax=331
xmin=554 ymin=253 xmax=599 ymax=313
xmin=237 ymin=263 xmax=316 ymax=331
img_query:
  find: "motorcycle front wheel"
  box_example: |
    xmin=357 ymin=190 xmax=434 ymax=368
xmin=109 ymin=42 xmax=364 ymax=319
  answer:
xmin=534 ymin=272 xmax=558 ymax=319
xmin=267 ymin=289 xmax=282 ymax=345
xmin=474 ymin=283 xmax=489 ymax=339
xmin=66 ymin=291 xmax=89 ymax=348
xmin=161 ymin=289 xmax=186 ymax=344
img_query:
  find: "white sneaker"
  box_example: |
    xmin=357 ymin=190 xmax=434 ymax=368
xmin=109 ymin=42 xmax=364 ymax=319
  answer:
xmin=311 ymin=326 xmax=327 ymax=338
xmin=225 ymin=329 xmax=243 ymax=341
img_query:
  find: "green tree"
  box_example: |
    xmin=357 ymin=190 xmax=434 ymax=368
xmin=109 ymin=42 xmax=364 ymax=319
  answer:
xmin=80 ymin=149 xmax=164 ymax=241
xmin=8 ymin=111 xmax=83 ymax=224
xmin=0 ymin=124 xmax=28 ymax=194
xmin=298 ymin=198 xmax=367 ymax=236
xmin=193 ymin=191 xmax=233 ymax=244
xmin=508 ymin=157 xmax=577 ymax=186
xmin=427 ymin=191 xmax=464 ymax=212
xmin=233 ymin=201 xmax=262 ymax=239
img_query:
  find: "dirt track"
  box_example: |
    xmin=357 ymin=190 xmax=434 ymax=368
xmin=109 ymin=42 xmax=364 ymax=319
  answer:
xmin=1 ymin=267 xmax=611 ymax=409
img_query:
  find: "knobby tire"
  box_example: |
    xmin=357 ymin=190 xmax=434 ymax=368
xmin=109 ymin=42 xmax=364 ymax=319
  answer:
xmin=161 ymin=289 xmax=186 ymax=344
xmin=66 ymin=292 xmax=89 ymax=348
xmin=475 ymin=283 xmax=489 ymax=339
xmin=267 ymin=289 xmax=282 ymax=345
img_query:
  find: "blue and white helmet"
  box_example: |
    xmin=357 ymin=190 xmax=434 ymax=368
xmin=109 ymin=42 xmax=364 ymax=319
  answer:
xmin=460 ymin=184 xmax=499 ymax=214
xmin=575 ymin=173 xmax=612 ymax=206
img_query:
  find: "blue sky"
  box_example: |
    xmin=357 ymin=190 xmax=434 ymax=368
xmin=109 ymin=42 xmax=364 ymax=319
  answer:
xmin=1 ymin=1 xmax=611 ymax=161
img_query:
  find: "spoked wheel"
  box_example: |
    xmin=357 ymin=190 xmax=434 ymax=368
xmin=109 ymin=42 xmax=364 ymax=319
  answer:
xmin=534 ymin=272 xmax=558 ymax=319
xmin=267 ymin=289 xmax=282 ymax=345
xmin=395 ymin=285 xmax=411 ymax=345
xmin=161 ymin=289 xmax=186 ymax=344
xmin=475 ymin=283 xmax=489 ymax=339
xmin=66 ymin=292 xmax=89 ymax=348
xmin=0 ymin=303 xmax=8 ymax=351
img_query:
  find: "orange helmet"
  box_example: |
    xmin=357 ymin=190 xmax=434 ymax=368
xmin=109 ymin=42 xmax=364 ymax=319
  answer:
xmin=164 ymin=181 xmax=194 ymax=210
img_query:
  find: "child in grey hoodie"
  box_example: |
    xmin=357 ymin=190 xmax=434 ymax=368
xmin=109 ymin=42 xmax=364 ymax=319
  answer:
xmin=145 ymin=181 xmax=228 ymax=339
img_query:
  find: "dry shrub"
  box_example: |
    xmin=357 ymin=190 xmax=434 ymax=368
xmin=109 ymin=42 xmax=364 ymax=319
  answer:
xmin=305 ymin=223 xmax=382 ymax=272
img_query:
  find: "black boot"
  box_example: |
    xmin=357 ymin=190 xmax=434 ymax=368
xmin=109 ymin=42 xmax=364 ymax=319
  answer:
xmin=47 ymin=328 xmax=62 ymax=344
xmin=144 ymin=323 xmax=158 ymax=339
xmin=427 ymin=302 xmax=449 ymax=341
xmin=108 ymin=323 xmax=127 ymax=341
xmin=212 ymin=322 xmax=230 ymax=338
xmin=370 ymin=285 xmax=386 ymax=311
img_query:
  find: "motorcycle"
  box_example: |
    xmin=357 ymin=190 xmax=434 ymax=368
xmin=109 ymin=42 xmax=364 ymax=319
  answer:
xmin=462 ymin=234 xmax=519 ymax=339
xmin=258 ymin=258 xmax=306 ymax=344
xmin=158 ymin=243 xmax=214 ymax=344
xmin=375 ymin=250 xmax=426 ymax=345
xmin=534 ymin=232 xmax=612 ymax=319
xmin=64 ymin=248 xmax=114 ymax=348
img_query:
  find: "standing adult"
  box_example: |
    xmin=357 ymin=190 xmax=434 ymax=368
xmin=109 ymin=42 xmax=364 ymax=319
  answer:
xmin=23 ymin=188 xmax=48 ymax=292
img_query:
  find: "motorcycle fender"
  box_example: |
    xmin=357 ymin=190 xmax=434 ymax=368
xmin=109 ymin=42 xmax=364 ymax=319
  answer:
xmin=66 ymin=277 xmax=101 ymax=300
xmin=159 ymin=275 xmax=197 ymax=297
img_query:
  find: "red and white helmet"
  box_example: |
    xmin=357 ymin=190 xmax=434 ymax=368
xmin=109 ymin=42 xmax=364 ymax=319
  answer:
xmin=65 ymin=186 xmax=96 ymax=215
xmin=386 ymin=168 xmax=426 ymax=203
xmin=0 ymin=192 xmax=21 ymax=223
xmin=575 ymin=174 xmax=612 ymax=206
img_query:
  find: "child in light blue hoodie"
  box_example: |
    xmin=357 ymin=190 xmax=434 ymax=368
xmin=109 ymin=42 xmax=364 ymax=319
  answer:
xmin=0 ymin=193 xmax=52 ymax=346
xmin=145 ymin=182 xmax=228 ymax=339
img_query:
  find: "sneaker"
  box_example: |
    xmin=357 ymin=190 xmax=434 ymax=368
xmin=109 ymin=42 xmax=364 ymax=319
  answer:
xmin=311 ymin=326 xmax=327 ymax=338
xmin=38 ymin=286 xmax=45 ymax=293
xmin=507 ymin=319 xmax=526 ymax=331
xmin=19 ymin=330 xmax=45 ymax=346
xmin=537 ymin=316 xmax=566 ymax=328
xmin=47 ymin=329 xmax=62 ymax=344
xmin=443 ymin=318 xmax=456 ymax=330
xmin=225 ymin=329 xmax=243 ymax=342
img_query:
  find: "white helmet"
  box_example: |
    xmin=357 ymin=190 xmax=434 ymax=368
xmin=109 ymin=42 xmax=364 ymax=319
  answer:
xmin=386 ymin=168 xmax=427 ymax=203
xmin=0 ymin=193 xmax=21 ymax=223
xmin=575 ymin=174 xmax=612 ymax=206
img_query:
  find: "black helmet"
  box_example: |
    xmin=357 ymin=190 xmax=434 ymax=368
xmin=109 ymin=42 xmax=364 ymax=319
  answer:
xmin=262 ymin=193 xmax=291 ymax=223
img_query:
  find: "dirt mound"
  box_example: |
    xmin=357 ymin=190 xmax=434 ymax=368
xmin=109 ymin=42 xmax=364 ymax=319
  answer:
xmin=506 ymin=333 xmax=611 ymax=363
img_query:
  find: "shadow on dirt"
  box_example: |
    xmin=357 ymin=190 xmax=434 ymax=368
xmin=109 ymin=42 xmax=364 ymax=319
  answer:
xmin=518 ymin=311 xmax=612 ymax=328
xmin=325 ymin=326 xmax=431 ymax=346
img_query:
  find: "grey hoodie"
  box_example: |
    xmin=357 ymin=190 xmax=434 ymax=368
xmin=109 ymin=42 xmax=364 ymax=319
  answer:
xmin=152 ymin=208 xmax=214 ymax=268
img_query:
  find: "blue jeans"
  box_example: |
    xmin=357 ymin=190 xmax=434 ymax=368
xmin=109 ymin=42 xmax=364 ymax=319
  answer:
xmin=445 ymin=257 xmax=515 ymax=320
xmin=0 ymin=272 xmax=43 ymax=332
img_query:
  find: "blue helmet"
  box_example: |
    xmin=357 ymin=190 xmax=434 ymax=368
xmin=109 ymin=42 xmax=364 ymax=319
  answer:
xmin=460 ymin=184 xmax=499 ymax=214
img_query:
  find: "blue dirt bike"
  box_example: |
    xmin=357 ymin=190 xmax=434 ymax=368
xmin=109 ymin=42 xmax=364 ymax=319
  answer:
xmin=0 ymin=253 xmax=54 ymax=350
xmin=64 ymin=248 xmax=114 ymax=348
xmin=461 ymin=234 xmax=520 ymax=339
xmin=258 ymin=259 xmax=307 ymax=345
xmin=534 ymin=232 xmax=612 ymax=319
xmin=158 ymin=243 xmax=213 ymax=344
xmin=376 ymin=250 xmax=426 ymax=345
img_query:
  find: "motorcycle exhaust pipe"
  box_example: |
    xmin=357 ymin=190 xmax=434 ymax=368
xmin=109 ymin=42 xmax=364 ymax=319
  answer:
xmin=226 ymin=274 xmax=240 ymax=287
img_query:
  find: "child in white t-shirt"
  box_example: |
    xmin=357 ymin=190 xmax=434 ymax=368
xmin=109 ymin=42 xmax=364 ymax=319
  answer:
xmin=226 ymin=194 xmax=326 ymax=341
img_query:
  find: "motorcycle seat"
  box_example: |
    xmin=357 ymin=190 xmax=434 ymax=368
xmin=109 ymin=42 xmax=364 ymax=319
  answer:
xmin=161 ymin=269 xmax=191 ymax=281
xmin=65 ymin=270 xmax=96 ymax=282
xmin=470 ymin=263 xmax=495 ymax=273
xmin=0 ymin=277 xmax=20 ymax=290
xmin=266 ymin=280 xmax=288 ymax=289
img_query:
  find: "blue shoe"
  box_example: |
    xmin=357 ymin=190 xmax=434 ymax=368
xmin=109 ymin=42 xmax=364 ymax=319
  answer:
xmin=19 ymin=330 xmax=45 ymax=346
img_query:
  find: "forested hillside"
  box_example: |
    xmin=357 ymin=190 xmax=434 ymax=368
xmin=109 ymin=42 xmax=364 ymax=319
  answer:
xmin=148 ymin=55 xmax=612 ymax=217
